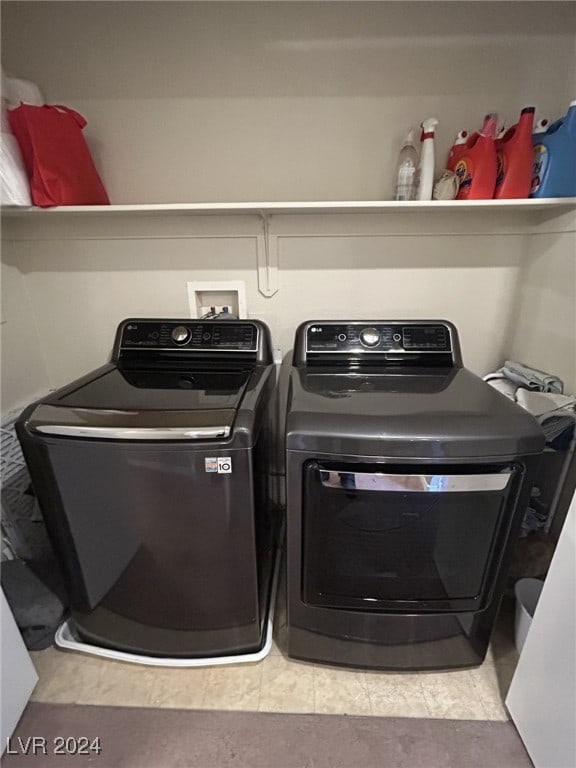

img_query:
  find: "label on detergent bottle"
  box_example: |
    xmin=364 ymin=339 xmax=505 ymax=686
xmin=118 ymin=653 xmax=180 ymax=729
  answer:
xmin=454 ymin=157 xmax=473 ymax=195
xmin=495 ymin=151 xmax=507 ymax=189
xmin=531 ymin=144 xmax=548 ymax=195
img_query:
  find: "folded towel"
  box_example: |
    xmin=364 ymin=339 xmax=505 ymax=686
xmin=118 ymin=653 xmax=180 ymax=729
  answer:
xmin=498 ymin=360 xmax=564 ymax=394
xmin=484 ymin=361 xmax=563 ymax=394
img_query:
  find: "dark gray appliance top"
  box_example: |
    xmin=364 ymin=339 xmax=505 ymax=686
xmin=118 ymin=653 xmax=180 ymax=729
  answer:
xmin=286 ymin=320 xmax=544 ymax=460
xmin=50 ymin=366 xmax=251 ymax=411
xmin=19 ymin=318 xmax=274 ymax=445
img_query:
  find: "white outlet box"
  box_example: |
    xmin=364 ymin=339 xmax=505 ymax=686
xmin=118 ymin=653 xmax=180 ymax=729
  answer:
xmin=187 ymin=281 xmax=247 ymax=319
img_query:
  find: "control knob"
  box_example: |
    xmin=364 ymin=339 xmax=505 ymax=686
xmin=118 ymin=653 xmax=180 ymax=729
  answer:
xmin=359 ymin=327 xmax=381 ymax=348
xmin=171 ymin=325 xmax=191 ymax=345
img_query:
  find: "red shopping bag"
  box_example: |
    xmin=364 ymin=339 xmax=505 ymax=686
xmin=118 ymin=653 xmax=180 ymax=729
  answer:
xmin=8 ymin=104 xmax=110 ymax=207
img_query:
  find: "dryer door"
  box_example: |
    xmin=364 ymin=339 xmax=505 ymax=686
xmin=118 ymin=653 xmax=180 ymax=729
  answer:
xmin=302 ymin=461 xmax=522 ymax=613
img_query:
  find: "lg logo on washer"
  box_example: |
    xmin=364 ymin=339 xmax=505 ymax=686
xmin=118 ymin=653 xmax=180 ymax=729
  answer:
xmin=205 ymin=457 xmax=233 ymax=474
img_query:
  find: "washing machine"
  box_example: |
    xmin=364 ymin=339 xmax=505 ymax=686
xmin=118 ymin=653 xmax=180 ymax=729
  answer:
xmin=285 ymin=320 xmax=544 ymax=670
xmin=17 ymin=318 xmax=279 ymax=659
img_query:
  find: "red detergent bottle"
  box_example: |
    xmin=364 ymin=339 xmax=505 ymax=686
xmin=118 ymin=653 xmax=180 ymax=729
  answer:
xmin=494 ymin=107 xmax=535 ymax=199
xmin=447 ymin=113 xmax=498 ymax=200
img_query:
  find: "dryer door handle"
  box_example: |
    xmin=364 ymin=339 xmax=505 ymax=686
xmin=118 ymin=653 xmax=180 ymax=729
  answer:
xmin=318 ymin=470 xmax=513 ymax=493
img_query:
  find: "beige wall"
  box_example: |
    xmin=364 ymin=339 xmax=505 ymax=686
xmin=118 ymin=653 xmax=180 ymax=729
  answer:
xmin=4 ymin=220 xmax=524 ymax=392
xmin=507 ymin=216 xmax=576 ymax=394
xmin=1 ymin=2 xmax=575 ymax=413
xmin=0 ymin=256 xmax=50 ymax=415
xmin=2 ymin=2 xmax=575 ymax=204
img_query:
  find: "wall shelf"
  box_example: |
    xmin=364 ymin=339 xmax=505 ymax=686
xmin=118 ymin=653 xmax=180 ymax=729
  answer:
xmin=3 ymin=198 xmax=575 ymax=299
xmin=2 ymin=198 xmax=576 ymax=217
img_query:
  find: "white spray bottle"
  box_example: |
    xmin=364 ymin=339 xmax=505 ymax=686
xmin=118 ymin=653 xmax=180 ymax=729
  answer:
xmin=417 ymin=117 xmax=439 ymax=201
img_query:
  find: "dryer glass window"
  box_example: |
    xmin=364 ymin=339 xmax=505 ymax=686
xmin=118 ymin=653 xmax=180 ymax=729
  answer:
xmin=302 ymin=461 xmax=521 ymax=613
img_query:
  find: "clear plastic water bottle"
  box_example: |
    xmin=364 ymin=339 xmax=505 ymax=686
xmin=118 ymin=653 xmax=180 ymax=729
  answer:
xmin=393 ymin=128 xmax=419 ymax=201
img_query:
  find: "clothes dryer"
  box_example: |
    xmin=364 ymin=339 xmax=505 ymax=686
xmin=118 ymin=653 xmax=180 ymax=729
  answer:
xmin=285 ymin=320 xmax=544 ymax=670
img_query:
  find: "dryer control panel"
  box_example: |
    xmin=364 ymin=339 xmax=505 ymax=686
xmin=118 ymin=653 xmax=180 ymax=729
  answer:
xmin=295 ymin=320 xmax=461 ymax=367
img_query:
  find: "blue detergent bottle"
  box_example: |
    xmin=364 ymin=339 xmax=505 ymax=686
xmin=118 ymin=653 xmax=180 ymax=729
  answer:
xmin=531 ymin=100 xmax=576 ymax=197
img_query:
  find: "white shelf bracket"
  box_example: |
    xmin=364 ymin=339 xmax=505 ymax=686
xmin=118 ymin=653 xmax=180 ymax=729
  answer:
xmin=256 ymin=212 xmax=278 ymax=298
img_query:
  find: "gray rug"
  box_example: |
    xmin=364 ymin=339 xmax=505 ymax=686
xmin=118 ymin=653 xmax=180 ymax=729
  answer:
xmin=2 ymin=702 xmax=533 ymax=768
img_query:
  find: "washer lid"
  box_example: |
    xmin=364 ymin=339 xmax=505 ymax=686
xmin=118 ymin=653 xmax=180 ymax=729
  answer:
xmin=24 ymin=365 xmax=253 ymax=440
xmin=50 ymin=366 xmax=251 ymax=412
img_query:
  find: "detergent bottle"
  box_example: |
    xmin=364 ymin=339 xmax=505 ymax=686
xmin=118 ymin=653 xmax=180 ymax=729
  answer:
xmin=494 ymin=107 xmax=535 ymax=199
xmin=447 ymin=113 xmax=498 ymax=200
xmin=531 ymin=101 xmax=576 ymax=198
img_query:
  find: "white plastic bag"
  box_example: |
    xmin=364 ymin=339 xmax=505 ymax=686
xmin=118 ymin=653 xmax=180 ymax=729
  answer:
xmin=1 ymin=68 xmax=44 ymax=206
xmin=1 ymin=105 xmax=31 ymax=206
xmin=4 ymin=74 xmax=44 ymax=108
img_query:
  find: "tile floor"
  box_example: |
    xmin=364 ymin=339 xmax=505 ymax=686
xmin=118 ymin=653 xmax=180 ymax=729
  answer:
xmin=29 ymin=597 xmax=519 ymax=721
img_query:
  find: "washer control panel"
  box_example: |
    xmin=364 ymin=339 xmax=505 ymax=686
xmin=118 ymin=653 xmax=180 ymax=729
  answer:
xmin=119 ymin=321 xmax=259 ymax=352
xmin=305 ymin=322 xmax=452 ymax=355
